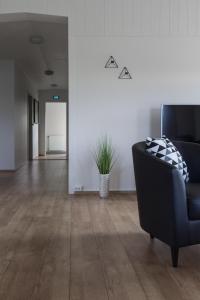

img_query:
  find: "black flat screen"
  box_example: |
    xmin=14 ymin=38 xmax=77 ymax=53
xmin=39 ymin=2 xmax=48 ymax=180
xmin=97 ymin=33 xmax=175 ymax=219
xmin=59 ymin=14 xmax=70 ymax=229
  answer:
xmin=161 ymin=105 xmax=200 ymax=143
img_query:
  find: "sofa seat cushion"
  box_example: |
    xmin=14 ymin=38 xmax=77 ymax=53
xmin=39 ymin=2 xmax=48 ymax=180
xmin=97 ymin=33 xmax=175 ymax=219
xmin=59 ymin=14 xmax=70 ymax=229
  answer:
xmin=186 ymin=183 xmax=200 ymax=220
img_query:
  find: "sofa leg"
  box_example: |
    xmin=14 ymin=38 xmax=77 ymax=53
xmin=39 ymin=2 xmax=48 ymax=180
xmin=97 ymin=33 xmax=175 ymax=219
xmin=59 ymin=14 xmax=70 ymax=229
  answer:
xmin=171 ymin=247 xmax=179 ymax=267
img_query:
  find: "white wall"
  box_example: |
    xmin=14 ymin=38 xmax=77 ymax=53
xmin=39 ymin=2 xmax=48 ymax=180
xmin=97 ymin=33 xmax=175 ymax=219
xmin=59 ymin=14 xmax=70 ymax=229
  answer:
xmin=15 ymin=64 xmax=28 ymax=168
xmin=0 ymin=60 xmax=15 ymax=170
xmin=32 ymin=124 xmax=39 ymax=158
xmin=38 ymin=89 xmax=67 ymax=155
xmin=14 ymin=63 xmax=38 ymax=167
xmin=68 ymin=0 xmax=200 ymax=193
xmin=69 ymin=36 xmax=200 ymax=192
xmin=1 ymin=1 xmax=200 ymax=192
xmin=46 ymin=102 xmax=66 ymax=152
xmin=0 ymin=60 xmax=38 ymax=170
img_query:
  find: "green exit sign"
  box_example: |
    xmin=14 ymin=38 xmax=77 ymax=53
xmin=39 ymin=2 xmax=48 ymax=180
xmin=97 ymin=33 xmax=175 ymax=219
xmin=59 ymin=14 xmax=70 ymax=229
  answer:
xmin=52 ymin=95 xmax=60 ymax=101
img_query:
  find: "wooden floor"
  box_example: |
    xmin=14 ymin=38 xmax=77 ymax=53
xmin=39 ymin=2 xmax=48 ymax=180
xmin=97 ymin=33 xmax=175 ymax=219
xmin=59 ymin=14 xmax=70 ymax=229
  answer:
xmin=1 ymin=161 xmax=200 ymax=299
xmin=35 ymin=153 xmax=67 ymax=160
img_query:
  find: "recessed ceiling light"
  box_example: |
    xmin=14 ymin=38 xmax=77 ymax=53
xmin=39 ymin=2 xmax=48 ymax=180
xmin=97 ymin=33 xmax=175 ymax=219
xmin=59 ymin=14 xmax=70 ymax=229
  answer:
xmin=44 ymin=70 xmax=54 ymax=76
xmin=51 ymin=83 xmax=58 ymax=87
xmin=29 ymin=35 xmax=44 ymax=45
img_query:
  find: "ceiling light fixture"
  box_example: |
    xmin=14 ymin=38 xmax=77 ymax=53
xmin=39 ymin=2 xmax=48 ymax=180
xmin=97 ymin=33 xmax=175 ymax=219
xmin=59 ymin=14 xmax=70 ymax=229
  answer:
xmin=44 ymin=70 xmax=54 ymax=76
xmin=29 ymin=35 xmax=45 ymax=45
xmin=51 ymin=83 xmax=58 ymax=88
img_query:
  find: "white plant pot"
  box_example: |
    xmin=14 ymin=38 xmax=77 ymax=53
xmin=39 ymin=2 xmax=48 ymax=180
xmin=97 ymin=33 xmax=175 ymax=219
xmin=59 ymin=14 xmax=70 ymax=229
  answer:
xmin=99 ymin=174 xmax=110 ymax=198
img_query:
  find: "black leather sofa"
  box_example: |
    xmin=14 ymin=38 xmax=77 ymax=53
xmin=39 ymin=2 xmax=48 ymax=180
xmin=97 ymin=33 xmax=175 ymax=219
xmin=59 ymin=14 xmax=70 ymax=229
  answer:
xmin=132 ymin=140 xmax=200 ymax=267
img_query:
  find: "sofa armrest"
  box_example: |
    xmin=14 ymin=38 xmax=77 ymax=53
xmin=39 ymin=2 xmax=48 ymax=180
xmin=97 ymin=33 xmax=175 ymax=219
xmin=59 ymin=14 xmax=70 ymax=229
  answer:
xmin=174 ymin=141 xmax=200 ymax=183
xmin=132 ymin=142 xmax=189 ymax=247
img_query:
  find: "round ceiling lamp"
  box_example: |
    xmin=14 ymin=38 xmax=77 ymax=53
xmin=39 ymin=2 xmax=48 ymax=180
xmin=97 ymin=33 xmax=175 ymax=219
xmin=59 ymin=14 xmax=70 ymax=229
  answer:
xmin=29 ymin=35 xmax=45 ymax=45
xmin=51 ymin=83 xmax=58 ymax=88
xmin=44 ymin=70 xmax=54 ymax=76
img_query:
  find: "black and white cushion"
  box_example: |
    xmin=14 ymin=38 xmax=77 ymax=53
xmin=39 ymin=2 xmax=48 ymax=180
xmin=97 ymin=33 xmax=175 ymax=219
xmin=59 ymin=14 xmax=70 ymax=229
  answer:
xmin=146 ymin=136 xmax=189 ymax=182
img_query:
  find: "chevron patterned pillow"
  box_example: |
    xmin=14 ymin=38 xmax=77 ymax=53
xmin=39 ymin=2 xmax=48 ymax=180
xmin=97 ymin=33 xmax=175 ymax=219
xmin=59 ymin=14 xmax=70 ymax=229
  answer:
xmin=146 ymin=136 xmax=189 ymax=182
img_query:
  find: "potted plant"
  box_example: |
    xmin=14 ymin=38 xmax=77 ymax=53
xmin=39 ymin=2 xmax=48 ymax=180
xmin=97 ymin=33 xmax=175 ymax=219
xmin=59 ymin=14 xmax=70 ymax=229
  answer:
xmin=94 ymin=136 xmax=115 ymax=198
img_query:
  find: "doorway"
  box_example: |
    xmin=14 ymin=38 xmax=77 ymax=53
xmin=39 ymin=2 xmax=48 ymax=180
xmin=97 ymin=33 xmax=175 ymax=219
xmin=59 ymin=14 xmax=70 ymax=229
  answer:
xmin=28 ymin=95 xmax=39 ymax=160
xmin=0 ymin=12 xmax=68 ymax=181
xmin=44 ymin=102 xmax=67 ymax=160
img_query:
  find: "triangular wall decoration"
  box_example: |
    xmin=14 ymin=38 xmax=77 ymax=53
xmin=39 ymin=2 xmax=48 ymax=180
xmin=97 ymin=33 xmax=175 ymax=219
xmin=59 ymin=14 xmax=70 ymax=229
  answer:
xmin=119 ymin=67 xmax=132 ymax=79
xmin=105 ymin=56 xmax=118 ymax=68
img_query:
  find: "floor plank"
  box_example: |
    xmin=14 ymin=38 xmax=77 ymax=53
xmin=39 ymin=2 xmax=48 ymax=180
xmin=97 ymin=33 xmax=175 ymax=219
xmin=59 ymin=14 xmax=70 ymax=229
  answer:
xmin=70 ymin=197 xmax=108 ymax=300
xmin=88 ymin=197 xmax=147 ymax=300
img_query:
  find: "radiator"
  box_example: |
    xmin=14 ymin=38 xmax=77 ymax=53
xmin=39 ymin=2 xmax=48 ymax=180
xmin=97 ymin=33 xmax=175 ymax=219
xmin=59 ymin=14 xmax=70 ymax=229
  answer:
xmin=47 ymin=135 xmax=66 ymax=152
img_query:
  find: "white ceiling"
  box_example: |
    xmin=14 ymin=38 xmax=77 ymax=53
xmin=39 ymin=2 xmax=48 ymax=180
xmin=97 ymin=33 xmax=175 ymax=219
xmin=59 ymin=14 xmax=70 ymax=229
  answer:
xmin=0 ymin=13 xmax=68 ymax=90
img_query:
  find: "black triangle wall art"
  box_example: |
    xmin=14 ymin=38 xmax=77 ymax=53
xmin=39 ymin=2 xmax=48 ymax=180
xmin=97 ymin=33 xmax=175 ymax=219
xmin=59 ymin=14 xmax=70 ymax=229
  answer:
xmin=105 ymin=56 xmax=118 ymax=68
xmin=119 ymin=67 xmax=132 ymax=79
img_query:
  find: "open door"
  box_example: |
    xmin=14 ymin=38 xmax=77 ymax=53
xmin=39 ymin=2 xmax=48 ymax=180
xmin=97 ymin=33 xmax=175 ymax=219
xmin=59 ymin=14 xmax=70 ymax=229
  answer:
xmin=45 ymin=102 xmax=67 ymax=159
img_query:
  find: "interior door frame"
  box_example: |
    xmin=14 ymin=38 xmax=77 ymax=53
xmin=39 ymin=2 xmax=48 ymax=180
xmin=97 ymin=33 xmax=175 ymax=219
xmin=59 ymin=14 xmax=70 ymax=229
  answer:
xmin=27 ymin=94 xmax=33 ymax=160
xmin=45 ymin=101 xmax=67 ymax=155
